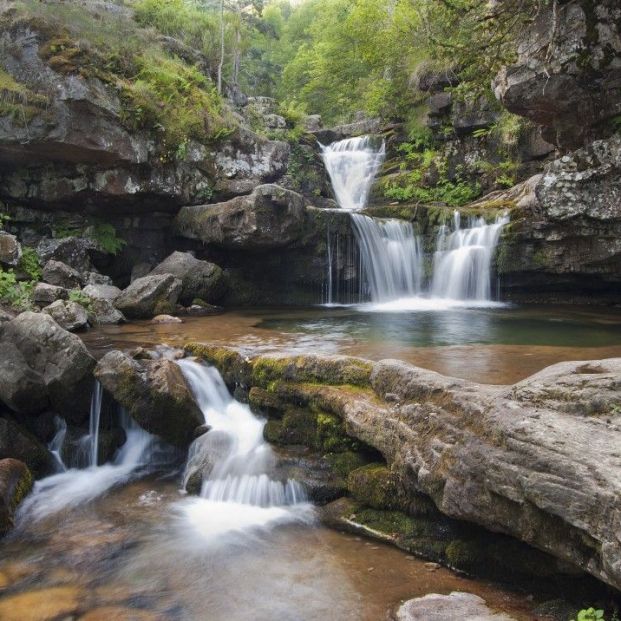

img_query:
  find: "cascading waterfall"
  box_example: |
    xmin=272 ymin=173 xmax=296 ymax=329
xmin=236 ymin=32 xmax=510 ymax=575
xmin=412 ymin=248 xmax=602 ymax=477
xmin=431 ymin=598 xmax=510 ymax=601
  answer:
xmin=320 ymin=136 xmax=385 ymax=211
xmin=48 ymin=416 xmax=67 ymax=472
xmin=321 ymin=135 xmax=508 ymax=307
xmin=176 ymin=360 xmax=311 ymax=541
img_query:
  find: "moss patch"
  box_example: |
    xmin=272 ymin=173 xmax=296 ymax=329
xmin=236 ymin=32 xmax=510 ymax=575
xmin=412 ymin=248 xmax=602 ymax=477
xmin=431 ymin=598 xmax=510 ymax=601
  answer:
xmin=347 ymin=463 xmax=401 ymax=510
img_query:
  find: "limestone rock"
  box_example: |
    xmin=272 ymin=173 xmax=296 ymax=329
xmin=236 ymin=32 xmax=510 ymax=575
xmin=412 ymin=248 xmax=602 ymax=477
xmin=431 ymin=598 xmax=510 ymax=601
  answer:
xmin=0 ymin=458 xmax=32 ymax=535
xmin=94 ymin=351 xmax=203 ymax=447
xmin=114 ymin=274 xmax=182 ymax=319
xmin=0 ymin=232 xmax=21 ymax=268
xmin=43 ymin=300 xmax=89 ymax=332
xmin=396 ymin=592 xmax=516 ymax=621
xmin=42 ymin=260 xmax=84 ymax=289
xmin=175 ymin=184 xmax=307 ymax=250
xmin=0 ymin=312 xmax=95 ymax=422
xmin=32 ymin=283 xmax=68 ymax=306
xmin=149 ymin=251 xmax=225 ymax=305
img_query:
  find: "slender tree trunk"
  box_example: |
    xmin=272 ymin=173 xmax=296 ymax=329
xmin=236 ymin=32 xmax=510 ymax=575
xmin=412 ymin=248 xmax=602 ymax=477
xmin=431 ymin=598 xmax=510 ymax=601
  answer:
xmin=233 ymin=26 xmax=241 ymax=86
xmin=217 ymin=0 xmax=225 ymax=94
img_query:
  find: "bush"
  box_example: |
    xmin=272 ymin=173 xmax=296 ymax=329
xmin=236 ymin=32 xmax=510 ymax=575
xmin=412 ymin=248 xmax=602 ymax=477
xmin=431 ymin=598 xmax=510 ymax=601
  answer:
xmin=0 ymin=268 xmax=34 ymax=311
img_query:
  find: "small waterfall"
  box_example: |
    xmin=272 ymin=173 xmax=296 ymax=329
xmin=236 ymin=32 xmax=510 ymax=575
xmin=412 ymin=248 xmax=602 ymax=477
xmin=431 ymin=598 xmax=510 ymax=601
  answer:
xmin=431 ymin=212 xmax=510 ymax=301
xmin=352 ymin=214 xmax=423 ymax=302
xmin=320 ymin=136 xmax=509 ymax=307
xmin=321 ymin=136 xmax=385 ymax=211
xmin=177 ymin=360 xmax=310 ymax=541
xmin=48 ymin=416 xmax=67 ymax=472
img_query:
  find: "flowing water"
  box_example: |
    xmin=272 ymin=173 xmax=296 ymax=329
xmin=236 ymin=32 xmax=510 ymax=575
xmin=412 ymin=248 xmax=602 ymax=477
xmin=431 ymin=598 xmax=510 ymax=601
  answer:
xmin=321 ymin=135 xmax=509 ymax=308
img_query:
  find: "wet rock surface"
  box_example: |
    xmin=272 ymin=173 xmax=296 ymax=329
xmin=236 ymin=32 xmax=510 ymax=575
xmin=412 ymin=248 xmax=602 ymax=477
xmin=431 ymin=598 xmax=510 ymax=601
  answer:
xmin=0 ymin=458 xmax=32 ymax=534
xmin=395 ymin=592 xmax=516 ymax=621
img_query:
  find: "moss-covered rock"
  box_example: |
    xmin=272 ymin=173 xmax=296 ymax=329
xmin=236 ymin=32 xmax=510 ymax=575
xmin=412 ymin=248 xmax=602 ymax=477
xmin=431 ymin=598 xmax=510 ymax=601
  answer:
xmin=347 ymin=463 xmax=401 ymax=510
xmin=0 ymin=458 xmax=32 ymax=535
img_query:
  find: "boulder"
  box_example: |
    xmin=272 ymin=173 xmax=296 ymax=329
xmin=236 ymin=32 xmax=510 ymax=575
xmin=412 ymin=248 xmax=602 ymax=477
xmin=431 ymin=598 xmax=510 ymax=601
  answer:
xmin=0 ymin=458 xmax=32 ymax=535
xmin=149 ymin=252 xmax=225 ymax=305
xmin=396 ymin=592 xmax=516 ymax=621
xmin=0 ymin=418 xmax=54 ymax=477
xmin=82 ymin=284 xmax=122 ymax=303
xmin=303 ymin=115 xmax=323 ymax=132
xmin=151 ymin=314 xmax=182 ymax=324
xmin=94 ymin=351 xmax=203 ymax=447
xmin=86 ymin=298 xmax=125 ymax=326
xmin=84 ymin=271 xmax=113 ymax=286
xmin=32 ymin=283 xmax=68 ymax=306
xmin=43 ymin=300 xmax=89 ymax=332
xmin=130 ymin=262 xmax=152 ymax=282
xmin=0 ymin=312 xmax=96 ymax=422
xmin=42 ymin=260 xmax=84 ymax=289
xmin=175 ymin=184 xmax=307 ymax=250
xmin=0 ymin=232 xmax=21 ymax=267
xmin=114 ymin=274 xmax=182 ymax=319
xmin=0 ymin=341 xmax=48 ymax=414
xmin=37 ymin=237 xmax=96 ymax=273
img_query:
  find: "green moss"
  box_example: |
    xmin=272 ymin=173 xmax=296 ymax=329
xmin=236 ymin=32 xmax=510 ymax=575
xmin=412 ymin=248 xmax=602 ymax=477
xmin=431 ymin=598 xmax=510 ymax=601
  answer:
xmin=316 ymin=411 xmax=359 ymax=452
xmin=9 ymin=466 xmax=33 ymax=513
xmin=251 ymin=357 xmax=291 ymax=388
xmin=445 ymin=539 xmax=482 ymax=571
xmin=325 ymin=451 xmax=370 ymax=478
xmin=348 ymin=463 xmax=401 ymax=510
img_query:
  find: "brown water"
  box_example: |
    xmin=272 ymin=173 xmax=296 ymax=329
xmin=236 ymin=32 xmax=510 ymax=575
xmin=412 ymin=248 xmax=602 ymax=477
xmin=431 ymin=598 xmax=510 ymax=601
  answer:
xmin=0 ymin=479 xmax=544 ymax=621
xmin=82 ymin=305 xmax=621 ymax=384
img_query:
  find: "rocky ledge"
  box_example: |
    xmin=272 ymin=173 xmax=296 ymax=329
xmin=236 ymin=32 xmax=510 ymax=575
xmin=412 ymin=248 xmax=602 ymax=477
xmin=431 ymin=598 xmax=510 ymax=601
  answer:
xmin=185 ymin=344 xmax=621 ymax=593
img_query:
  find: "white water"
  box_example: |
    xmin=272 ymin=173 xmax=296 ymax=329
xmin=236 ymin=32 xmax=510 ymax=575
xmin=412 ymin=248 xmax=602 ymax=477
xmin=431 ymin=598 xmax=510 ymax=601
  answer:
xmin=48 ymin=416 xmax=67 ymax=472
xmin=321 ymin=136 xmax=508 ymax=309
xmin=320 ymin=136 xmax=385 ymax=211
xmin=176 ymin=360 xmax=312 ymax=543
xmin=17 ymin=398 xmax=160 ymax=524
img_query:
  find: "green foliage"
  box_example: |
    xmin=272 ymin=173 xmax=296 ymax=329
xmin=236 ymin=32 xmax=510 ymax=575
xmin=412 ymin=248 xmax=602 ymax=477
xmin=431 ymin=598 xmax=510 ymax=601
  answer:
xmin=18 ymin=247 xmax=42 ymax=281
xmin=611 ymin=115 xmax=621 ymax=132
xmin=86 ymin=223 xmax=126 ymax=256
xmin=0 ymin=268 xmax=34 ymax=311
xmin=68 ymin=289 xmax=93 ymax=311
xmin=571 ymin=609 xmax=605 ymax=621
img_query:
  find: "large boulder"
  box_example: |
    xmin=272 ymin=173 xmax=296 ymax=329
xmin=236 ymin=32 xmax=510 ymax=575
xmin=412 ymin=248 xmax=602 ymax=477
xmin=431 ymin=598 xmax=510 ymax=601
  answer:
xmin=37 ymin=237 xmax=97 ymax=273
xmin=0 ymin=312 xmax=96 ymax=421
xmin=149 ymin=252 xmax=225 ymax=305
xmin=94 ymin=351 xmax=203 ymax=447
xmin=0 ymin=232 xmax=21 ymax=268
xmin=32 ymin=283 xmax=68 ymax=306
xmin=42 ymin=300 xmax=89 ymax=332
xmin=175 ymin=184 xmax=307 ymax=250
xmin=81 ymin=284 xmax=121 ymax=303
xmin=0 ymin=342 xmax=48 ymax=414
xmin=86 ymin=298 xmax=125 ymax=326
xmin=0 ymin=458 xmax=32 ymax=535
xmin=195 ymin=346 xmax=621 ymax=592
xmin=42 ymin=260 xmax=84 ymax=289
xmin=114 ymin=274 xmax=182 ymax=319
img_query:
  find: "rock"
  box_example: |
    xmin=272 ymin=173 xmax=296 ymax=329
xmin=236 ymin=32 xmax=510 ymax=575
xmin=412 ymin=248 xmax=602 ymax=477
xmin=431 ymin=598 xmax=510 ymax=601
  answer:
xmin=0 ymin=458 xmax=32 ymax=535
xmin=0 ymin=312 xmax=96 ymax=422
xmin=94 ymin=351 xmax=203 ymax=447
xmin=79 ymin=607 xmax=161 ymax=621
xmin=43 ymin=300 xmax=89 ymax=332
xmin=0 ymin=309 xmax=15 ymax=323
xmin=0 ymin=232 xmax=21 ymax=267
xmin=303 ymin=115 xmax=323 ymax=132
xmin=32 ymin=283 xmax=68 ymax=305
xmin=184 ymin=430 xmax=234 ymax=493
xmin=493 ymin=0 xmax=621 ymax=150
xmin=37 ymin=237 xmax=96 ymax=273
xmin=149 ymin=251 xmax=225 ymax=305
xmin=0 ymin=341 xmax=48 ymax=414
xmin=42 ymin=260 xmax=84 ymax=289
xmin=151 ymin=314 xmax=182 ymax=324
xmin=0 ymin=418 xmax=54 ymax=477
xmin=314 ymin=118 xmax=382 ymax=144
xmin=86 ymin=298 xmax=125 ymax=326
xmin=0 ymin=586 xmax=82 ymax=621
xmin=82 ymin=283 xmax=122 ymax=303
xmin=347 ymin=463 xmax=401 ymax=511
xmin=194 ymin=346 xmax=621 ymax=592
xmin=186 ymin=303 xmax=223 ymax=316
xmin=131 ymin=262 xmax=152 ymax=282
xmin=85 ymin=271 xmax=113 ymax=286
xmin=395 ymin=592 xmax=516 ymax=621
xmin=175 ymin=184 xmax=307 ymax=250
xmin=114 ymin=274 xmax=182 ymax=319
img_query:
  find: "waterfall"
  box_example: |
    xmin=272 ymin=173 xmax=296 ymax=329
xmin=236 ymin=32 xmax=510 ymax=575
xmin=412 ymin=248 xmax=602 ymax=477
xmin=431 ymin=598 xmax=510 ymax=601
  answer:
xmin=176 ymin=360 xmax=311 ymax=541
xmin=48 ymin=416 xmax=67 ymax=472
xmin=351 ymin=214 xmax=423 ymax=301
xmin=320 ymin=135 xmax=508 ymax=308
xmin=431 ymin=212 xmax=510 ymax=301
xmin=320 ymin=136 xmax=385 ymax=211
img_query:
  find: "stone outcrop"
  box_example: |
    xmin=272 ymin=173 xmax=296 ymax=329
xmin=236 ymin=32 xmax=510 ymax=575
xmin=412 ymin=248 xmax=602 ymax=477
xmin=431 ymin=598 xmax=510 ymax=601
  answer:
xmin=493 ymin=0 xmax=621 ymax=150
xmin=114 ymin=274 xmax=182 ymax=319
xmin=0 ymin=458 xmax=32 ymax=535
xmin=149 ymin=251 xmax=225 ymax=305
xmin=0 ymin=312 xmax=95 ymax=421
xmin=94 ymin=351 xmax=203 ymax=447
xmin=189 ymin=345 xmax=621 ymax=592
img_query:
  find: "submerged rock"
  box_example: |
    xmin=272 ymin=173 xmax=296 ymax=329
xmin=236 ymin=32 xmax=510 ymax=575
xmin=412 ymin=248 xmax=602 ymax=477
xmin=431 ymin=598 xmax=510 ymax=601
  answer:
xmin=149 ymin=251 xmax=225 ymax=305
xmin=0 ymin=312 xmax=95 ymax=421
xmin=395 ymin=592 xmax=516 ymax=621
xmin=0 ymin=586 xmax=83 ymax=621
xmin=114 ymin=274 xmax=182 ymax=319
xmin=94 ymin=351 xmax=203 ymax=447
xmin=0 ymin=458 xmax=32 ymax=535
xmin=43 ymin=300 xmax=89 ymax=332
xmin=151 ymin=314 xmax=182 ymax=324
